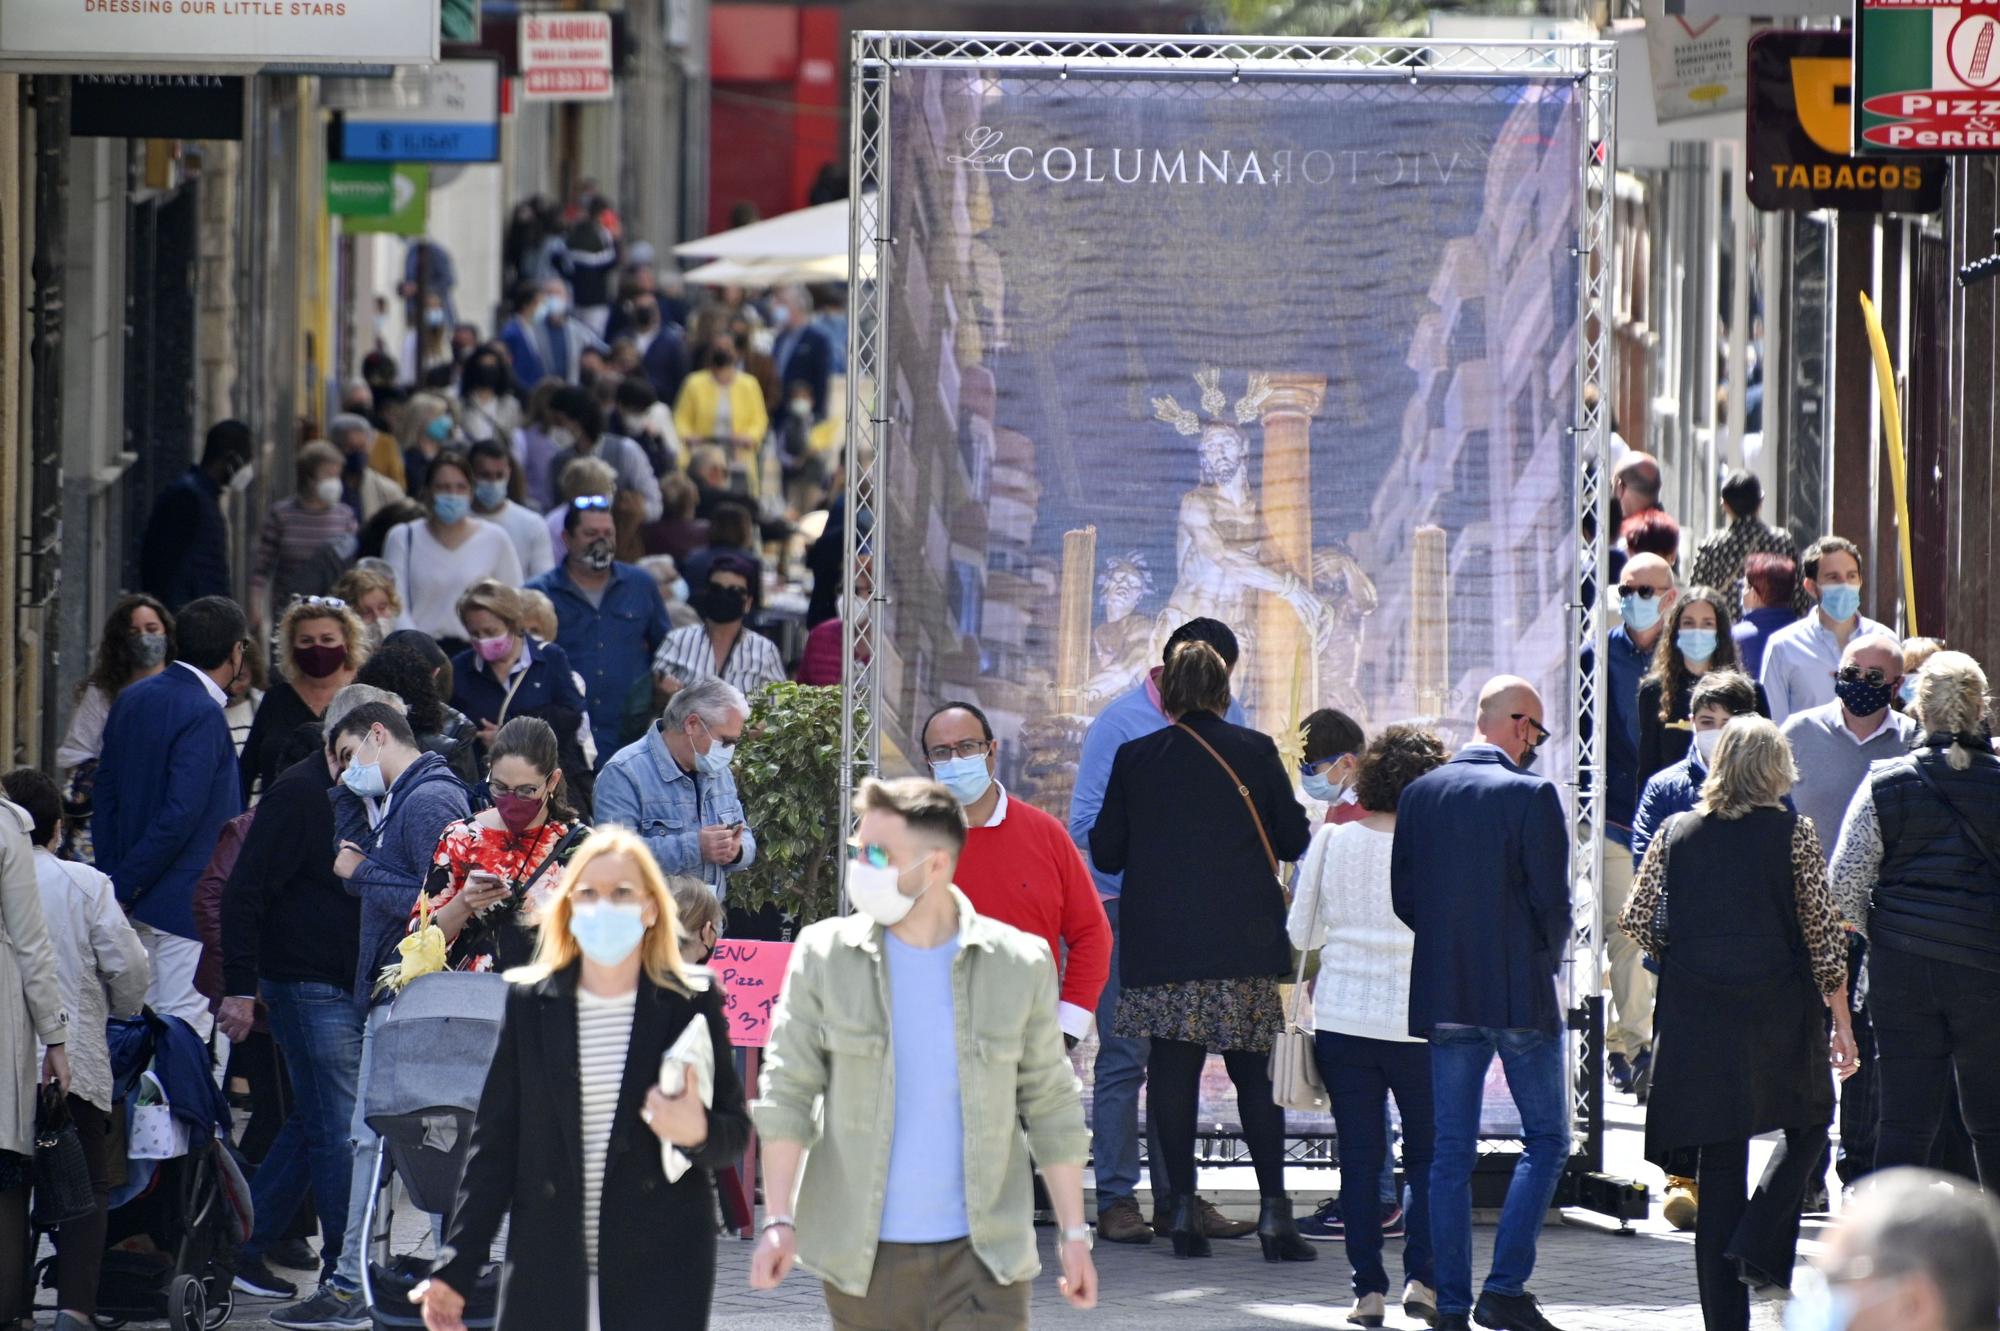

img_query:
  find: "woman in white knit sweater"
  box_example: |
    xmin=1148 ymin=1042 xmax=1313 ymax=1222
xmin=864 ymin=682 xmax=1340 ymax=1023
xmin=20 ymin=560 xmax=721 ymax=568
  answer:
xmin=1287 ymin=724 xmax=1449 ymax=1330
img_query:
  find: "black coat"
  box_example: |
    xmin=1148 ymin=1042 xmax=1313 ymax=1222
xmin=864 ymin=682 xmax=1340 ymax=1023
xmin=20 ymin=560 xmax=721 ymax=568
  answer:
xmin=432 ymin=965 xmax=750 ymax=1331
xmin=1090 ymin=709 xmax=1311 ymax=987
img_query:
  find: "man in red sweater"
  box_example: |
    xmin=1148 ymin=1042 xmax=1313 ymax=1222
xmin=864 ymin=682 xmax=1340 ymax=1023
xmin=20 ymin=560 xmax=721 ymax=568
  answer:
xmin=921 ymin=703 xmax=1111 ymax=1045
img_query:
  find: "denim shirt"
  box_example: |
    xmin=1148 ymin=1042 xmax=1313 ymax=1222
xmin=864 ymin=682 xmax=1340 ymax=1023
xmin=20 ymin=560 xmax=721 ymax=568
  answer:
xmin=753 ymin=888 xmax=1090 ymax=1297
xmin=526 ymin=561 xmax=670 ymax=759
xmin=593 ymin=725 xmax=756 ymax=896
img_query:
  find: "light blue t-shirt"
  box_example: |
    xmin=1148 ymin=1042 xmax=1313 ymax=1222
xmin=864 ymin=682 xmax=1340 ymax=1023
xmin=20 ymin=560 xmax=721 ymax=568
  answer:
xmin=878 ymin=931 xmax=969 ymax=1243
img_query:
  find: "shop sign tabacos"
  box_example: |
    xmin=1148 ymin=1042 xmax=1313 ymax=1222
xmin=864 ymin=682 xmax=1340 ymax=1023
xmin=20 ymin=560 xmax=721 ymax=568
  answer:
xmin=1857 ymin=0 xmax=2000 ymax=151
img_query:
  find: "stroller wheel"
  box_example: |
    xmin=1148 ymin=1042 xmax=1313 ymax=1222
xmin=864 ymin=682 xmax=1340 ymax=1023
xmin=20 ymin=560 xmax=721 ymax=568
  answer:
xmin=168 ymin=1273 xmax=208 ymax=1331
xmin=204 ymin=1275 xmax=235 ymax=1329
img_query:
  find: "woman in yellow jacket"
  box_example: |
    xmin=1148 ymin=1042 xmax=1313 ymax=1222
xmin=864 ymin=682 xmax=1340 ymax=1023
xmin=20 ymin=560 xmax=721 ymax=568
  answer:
xmin=674 ymin=340 xmax=769 ymax=493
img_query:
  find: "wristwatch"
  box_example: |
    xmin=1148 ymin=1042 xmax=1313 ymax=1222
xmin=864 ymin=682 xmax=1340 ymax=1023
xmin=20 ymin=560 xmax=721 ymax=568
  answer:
xmin=1060 ymin=1225 xmax=1093 ymax=1249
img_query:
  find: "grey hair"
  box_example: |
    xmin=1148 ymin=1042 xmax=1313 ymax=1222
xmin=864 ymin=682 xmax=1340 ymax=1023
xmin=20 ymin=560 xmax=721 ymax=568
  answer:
xmin=1914 ymin=651 xmax=1992 ymax=771
xmin=662 ymin=677 xmax=748 ymax=733
xmin=1697 ymin=715 xmax=1797 ymax=819
xmin=1841 ymin=1168 xmax=2000 ymax=1331
xmin=638 ymin=554 xmax=679 ymax=579
xmin=325 ymin=683 xmax=406 ymax=740
xmin=328 ymin=412 xmax=374 ymax=446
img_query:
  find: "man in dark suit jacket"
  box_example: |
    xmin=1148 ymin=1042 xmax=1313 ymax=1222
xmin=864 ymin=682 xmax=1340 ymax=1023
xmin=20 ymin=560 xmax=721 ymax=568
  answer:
xmin=95 ymin=595 xmax=249 ymax=1039
xmin=771 ymin=287 xmax=834 ymax=420
xmin=1391 ymin=676 xmax=1571 ymax=1331
xmin=139 ymin=420 xmax=252 ymax=610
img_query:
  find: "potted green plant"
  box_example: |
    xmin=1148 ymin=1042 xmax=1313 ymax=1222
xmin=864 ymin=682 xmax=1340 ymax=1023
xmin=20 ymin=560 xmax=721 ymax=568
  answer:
xmin=728 ymin=682 xmax=863 ymax=929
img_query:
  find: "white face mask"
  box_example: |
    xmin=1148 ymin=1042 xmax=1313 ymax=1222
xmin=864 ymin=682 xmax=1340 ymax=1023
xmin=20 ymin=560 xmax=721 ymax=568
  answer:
xmin=314 ymin=477 xmax=345 ymax=505
xmin=847 ymin=853 xmax=932 ymax=927
xmin=1693 ymin=728 xmax=1722 ymax=767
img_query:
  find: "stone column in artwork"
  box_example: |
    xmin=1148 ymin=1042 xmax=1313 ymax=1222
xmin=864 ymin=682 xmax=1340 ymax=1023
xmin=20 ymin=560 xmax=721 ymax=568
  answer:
xmin=1412 ymin=524 xmax=1449 ymax=717
xmin=1254 ymin=374 xmax=1327 ymax=743
xmin=1054 ymin=525 xmax=1098 ymax=714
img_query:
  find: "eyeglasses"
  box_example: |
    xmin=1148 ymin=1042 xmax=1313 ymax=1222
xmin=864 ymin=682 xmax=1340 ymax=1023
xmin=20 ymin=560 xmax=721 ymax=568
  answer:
xmin=1616 ymin=584 xmax=1663 ymax=600
xmin=849 ymin=841 xmax=892 ymax=869
xmin=293 ymin=595 xmax=348 ymax=610
xmin=1300 ymin=755 xmax=1345 ymax=777
xmin=569 ymin=495 xmax=612 ymax=511
xmin=1839 ymin=666 xmax=1891 ymax=686
xmin=925 ymin=739 xmax=993 ymax=763
xmin=1512 ymin=714 xmax=1553 ymax=745
xmin=490 ymin=781 xmax=546 ymax=801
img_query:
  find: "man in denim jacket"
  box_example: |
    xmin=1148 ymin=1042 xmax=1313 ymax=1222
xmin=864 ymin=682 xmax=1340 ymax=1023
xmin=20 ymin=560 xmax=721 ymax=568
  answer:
xmin=750 ymin=777 xmax=1097 ymax=1330
xmin=593 ymin=677 xmax=756 ymax=898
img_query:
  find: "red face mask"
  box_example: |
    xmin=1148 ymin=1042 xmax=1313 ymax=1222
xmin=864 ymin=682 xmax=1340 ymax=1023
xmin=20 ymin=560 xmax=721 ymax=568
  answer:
xmin=295 ymin=643 xmax=349 ymax=679
xmin=494 ymin=791 xmax=545 ymax=838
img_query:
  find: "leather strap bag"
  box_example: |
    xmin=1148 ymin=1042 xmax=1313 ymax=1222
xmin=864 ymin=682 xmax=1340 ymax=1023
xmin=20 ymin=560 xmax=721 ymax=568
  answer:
xmin=1174 ymin=722 xmax=1327 ymax=1112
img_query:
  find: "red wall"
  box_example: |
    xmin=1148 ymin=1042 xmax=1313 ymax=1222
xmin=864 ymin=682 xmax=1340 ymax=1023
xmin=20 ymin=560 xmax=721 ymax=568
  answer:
xmin=709 ymin=4 xmax=842 ymax=233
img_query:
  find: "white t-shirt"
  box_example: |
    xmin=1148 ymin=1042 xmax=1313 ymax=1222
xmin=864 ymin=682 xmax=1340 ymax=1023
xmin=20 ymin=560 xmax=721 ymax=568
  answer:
xmin=480 ymin=500 xmax=556 ymax=581
xmin=386 ymin=518 xmax=526 ymax=641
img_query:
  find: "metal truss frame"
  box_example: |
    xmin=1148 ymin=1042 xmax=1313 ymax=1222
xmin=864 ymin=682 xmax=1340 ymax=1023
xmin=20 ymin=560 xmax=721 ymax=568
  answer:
xmin=843 ymin=32 xmax=1619 ymax=1175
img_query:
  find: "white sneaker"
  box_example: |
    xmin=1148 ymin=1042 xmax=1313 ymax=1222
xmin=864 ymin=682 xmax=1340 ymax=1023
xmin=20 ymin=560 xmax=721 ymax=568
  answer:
xmin=1403 ymin=1279 xmax=1440 ymax=1327
xmin=1348 ymin=1292 xmax=1386 ymax=1327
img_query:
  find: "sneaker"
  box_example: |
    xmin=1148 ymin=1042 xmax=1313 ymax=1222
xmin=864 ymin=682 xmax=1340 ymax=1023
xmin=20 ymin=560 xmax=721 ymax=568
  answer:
xmin=1474 ymin=1289 xmax=1565 ymax=1331
xmin=1381 ymin=1203 xmax=1406 ymax=1238
xmin=1437 ymin=1317 xmax=1472 ymax=1331
xmin=1404 ymin=1280 xmax=1440 ymax=1327
xmin=1608 ymin=1052 xmax=1635 ymax=1095
xmin=1094 ymin=1196 xmax=1154 ymax=1245
xmin=1297 ymin=1196 xmax=1344 ymax=1238
xmin=269 ymin=1237 xmax=319 ymax=1270
xmin=1348 ymin=1292 xmax=1387 ymax=1327
xmin=1800 ymin=1185 xmax=1831 ymax=1216
xmin=270 ymin=1283 xmax=371 ymax=1330
xmin=231 ymin=1257 xmax=298 ymax=1300
xmin=1662 ymin=1178 xmax=1699 ymax=1231
xmin=1630 ymin=1048 xmax=1653 ymax=1102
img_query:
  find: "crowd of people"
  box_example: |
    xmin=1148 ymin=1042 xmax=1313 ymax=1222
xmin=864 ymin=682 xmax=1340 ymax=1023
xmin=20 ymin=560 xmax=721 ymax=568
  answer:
xmin=4 ymin=246 xmax=2000 ymax=1331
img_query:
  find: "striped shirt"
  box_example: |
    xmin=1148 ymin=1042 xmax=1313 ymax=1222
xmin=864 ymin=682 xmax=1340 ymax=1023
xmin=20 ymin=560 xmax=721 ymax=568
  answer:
xmin=651 ymin=623 xmax=785 ymax=699
xmin=576 ymin=987 xmax=636 ymax=1274
xmin=252 ymin=498 xmax=358 ymax=588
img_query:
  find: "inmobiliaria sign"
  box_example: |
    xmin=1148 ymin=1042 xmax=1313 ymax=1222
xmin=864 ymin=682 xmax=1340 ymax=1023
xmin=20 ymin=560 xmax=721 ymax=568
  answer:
xmin=1856 ymin=0 xmax=2000 ymax=151
xmin=519 ymin=12 xmax=612 ymax=102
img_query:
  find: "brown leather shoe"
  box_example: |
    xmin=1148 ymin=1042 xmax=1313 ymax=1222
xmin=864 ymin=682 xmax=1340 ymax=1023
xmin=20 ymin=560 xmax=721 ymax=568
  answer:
xmin=1095 ymin=1195 xmax=1155 ymax=1244
xmin=1152 ymin=1196 xmax=1256 ymax=1239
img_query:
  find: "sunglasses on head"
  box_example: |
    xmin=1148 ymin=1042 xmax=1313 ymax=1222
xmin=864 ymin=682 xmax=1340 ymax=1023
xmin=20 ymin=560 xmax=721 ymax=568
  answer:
xmin=569 ymin=495 xmax=612 ymax=511
xmin=294 ymin=595 xmax=348 ymax=610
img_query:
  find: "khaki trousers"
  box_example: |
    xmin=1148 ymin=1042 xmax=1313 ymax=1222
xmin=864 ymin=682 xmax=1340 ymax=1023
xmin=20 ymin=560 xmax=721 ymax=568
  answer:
xmin=824 ymin=1239 xmax=1030 ymax=1331
xmin=1600 ymin=841 xmax=1656 ymax=1059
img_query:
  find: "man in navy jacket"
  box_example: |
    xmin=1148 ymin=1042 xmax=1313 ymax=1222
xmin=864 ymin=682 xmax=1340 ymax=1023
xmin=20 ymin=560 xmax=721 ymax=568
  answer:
xmin=94 ymin=595 xmax=249 ymax=1038
xmin=1391 ymin=676 xmax=1571 ymax=1331
xmin=139 ymin=420 xmax=253 ymax=610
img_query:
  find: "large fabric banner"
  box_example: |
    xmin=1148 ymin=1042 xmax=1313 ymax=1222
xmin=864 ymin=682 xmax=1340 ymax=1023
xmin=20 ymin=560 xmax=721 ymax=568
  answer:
xmin=876 ymin=66 xmax=1586 ymax=1134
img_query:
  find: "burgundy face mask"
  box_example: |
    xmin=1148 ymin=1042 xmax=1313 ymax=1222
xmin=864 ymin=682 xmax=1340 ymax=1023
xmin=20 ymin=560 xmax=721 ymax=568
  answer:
xmin=494 ymin=791 xmax=545 ymax=838
xmin=294 ymin=643 xmax=349 ymax=679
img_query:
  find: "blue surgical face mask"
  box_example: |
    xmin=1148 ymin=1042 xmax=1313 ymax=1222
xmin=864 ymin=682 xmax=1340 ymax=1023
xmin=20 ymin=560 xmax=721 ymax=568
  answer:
xmin=669 ymin=577 xmax=689 ymax=604
xmin=341 ymin=736 xmax=387 ymax=799
xmin=694 ymin=717 xmax=736 ymax=775
xmin=568 ymin=901 xmax=647 ymax=967
xmin=432 ymin=493 xmax=471 ymax=525
xmin=473 ymin=479 xmax=509 ymax=511
xmin=1819 ymin=582 xmax=1862 ymax=623
xmin=931 ymin=754 xmax=993 ymax=805
xmin=1621 ymin=591 xmax=1663 ymax=634
xmin=1898 ymin=674 xmax=1919 ymax=706
xmin=1678 ymin=628 xmax=1719 ymax=664
xmin=425 ymin=414 xmax=453 ymax=444
xmin=1301 ymin=770 xmax=1341 ymax=803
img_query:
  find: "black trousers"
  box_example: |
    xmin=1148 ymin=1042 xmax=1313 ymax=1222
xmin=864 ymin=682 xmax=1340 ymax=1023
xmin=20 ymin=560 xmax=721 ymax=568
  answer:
xmin=53 ymin=1096 xmax=115 ymax=1313
xmin=1693 ymin=1126 xmax=1825 ymax=1331
xmin=1146 ymin=1039 xmax=1286 ymax=1198
xmin=1868 ymin=944 xmax=2000 ymax=1187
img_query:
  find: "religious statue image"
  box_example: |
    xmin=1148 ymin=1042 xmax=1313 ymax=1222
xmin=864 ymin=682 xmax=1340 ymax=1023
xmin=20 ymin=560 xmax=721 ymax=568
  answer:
xmin=1311 ymin=541 xmax=1379 ymax=720
xmin=1091 ymin=551 xmax=1155 ymax=676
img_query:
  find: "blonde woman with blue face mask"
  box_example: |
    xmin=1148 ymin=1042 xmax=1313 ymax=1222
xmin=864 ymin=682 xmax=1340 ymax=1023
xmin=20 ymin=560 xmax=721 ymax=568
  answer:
xmin=410 ymin=828 xmax=749 ymax=1331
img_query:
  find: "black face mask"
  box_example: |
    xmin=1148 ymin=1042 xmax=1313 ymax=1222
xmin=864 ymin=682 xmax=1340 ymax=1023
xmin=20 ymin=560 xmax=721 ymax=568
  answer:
xmin=1517 ymin=742 xmax=1542 ymax=771
xmin=699 ymin=585 xmax=749 ymax=624
xmin=1835 ymin=676 xmax=1895 ymax=719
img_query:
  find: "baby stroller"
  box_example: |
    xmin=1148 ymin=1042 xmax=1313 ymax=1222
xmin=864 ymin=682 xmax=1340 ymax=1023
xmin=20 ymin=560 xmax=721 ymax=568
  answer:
xmin=35 ymin=1009 xmax=249 ymax=1330
xmin=358 ymin=971 xmax=509 ymax=1331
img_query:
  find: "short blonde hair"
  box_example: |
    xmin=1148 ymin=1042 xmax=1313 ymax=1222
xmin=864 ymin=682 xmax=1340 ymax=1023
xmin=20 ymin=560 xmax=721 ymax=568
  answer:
xmin=518 ymin=588 xmax=559 ymax=642
xmin=558 ymin=455 xmax=617 ymax=504
xmin=1697 ymin=715 xmax=1797 ymax=820
xmin=277 ymin=598 xmax=368 ymax=683
xmin=333 ymin=566 xmax=400 ymax=619
xmin=513 ymin=827 xmax=695 ymax=994
xmin=456 ymin=578 xmax=525 ymax=637
xmin=1914 ymin=651 xmax=1992 ymax=771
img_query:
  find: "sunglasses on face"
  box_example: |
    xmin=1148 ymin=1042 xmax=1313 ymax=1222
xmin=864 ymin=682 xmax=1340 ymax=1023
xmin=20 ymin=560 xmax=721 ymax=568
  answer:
xmin=1300 ymin=755 xmax=1345 ymax=777
xmin=1617 ymin=584 xmax=1663 ymax=600
xmin=1512 ymin=714 xmax=1553 ymax=745
xmin=1839 ymin=666 xmax=1891 ymax=686
xmin=848 ymin=841 xmax=892 ymax=869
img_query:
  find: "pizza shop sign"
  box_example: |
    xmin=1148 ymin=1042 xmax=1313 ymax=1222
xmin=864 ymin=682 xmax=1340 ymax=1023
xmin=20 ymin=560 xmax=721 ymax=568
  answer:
xmin=1856 ymin=0 xmax=2000 ymax=153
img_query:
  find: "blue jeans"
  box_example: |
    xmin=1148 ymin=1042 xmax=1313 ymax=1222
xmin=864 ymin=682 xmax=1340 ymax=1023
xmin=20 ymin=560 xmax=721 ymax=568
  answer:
xmin=1316 ymin=1032 xmax=1435 ymax=1298
xmin=247 ymin=982 xmax=364 ymax=1286
xmin=1092 ymin=898 xmax=1159 ymax=1202
xmin=335 ymin=1004 xmax=392 ymax=1293
xmin=1428 ymin=1027 xmax=1569 ymax=1316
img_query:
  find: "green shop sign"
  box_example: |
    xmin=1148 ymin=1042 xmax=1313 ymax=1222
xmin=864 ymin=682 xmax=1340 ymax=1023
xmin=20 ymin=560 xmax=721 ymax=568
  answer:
xmin=327 ymin=162 xmax=429 ymax=233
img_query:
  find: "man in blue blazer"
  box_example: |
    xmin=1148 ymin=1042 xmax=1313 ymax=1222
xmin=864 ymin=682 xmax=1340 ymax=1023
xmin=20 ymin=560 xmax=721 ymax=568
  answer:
xmin=95 ymin=595 xmax=249 ymax=1039
xmin=1392 ymin=676 xmax=1572 ymax=1331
